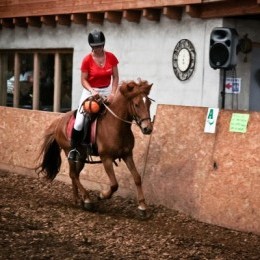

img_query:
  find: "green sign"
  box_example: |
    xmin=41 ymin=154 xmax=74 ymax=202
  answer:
xmin=229 ymin=113 xmax=250 ymax=133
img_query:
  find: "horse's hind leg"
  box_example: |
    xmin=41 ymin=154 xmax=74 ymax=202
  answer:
xmin=69 ymin=161 xmax=92 ymax=210
xmin=123 ymin=155 xmax=147 ymax=212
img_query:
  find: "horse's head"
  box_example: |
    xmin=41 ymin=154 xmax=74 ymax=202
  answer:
xmin=120 ymin=79 xmax=153 ymax=135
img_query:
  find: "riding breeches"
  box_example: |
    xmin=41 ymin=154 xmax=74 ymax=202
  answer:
xmin=73 ymin=87 xmax=111 ymax=131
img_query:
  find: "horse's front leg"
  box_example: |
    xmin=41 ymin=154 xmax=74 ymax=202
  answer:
xmin=100 ymin=157 xmax=118 ymax=200
xmin=68 ymin=160 xmax=92 ymax=210
xmin=123 ymin=155 xmax=147 ymax=213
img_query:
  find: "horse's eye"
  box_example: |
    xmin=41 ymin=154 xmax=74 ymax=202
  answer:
xmin=134 ymin=103 xmax=139 ymax=108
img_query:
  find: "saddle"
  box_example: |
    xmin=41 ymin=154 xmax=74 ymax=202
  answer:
xmin=67 ymin=112 xmax=99 ymax=154
xmin=67 ymin=96 xmax=109 ymax=163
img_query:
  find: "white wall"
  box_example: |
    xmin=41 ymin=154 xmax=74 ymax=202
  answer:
xmin=1 ymin=15 xmax=258 ymax=114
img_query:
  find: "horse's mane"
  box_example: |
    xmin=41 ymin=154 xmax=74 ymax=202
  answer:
xmin=119 ymin=79 xmax=153 ymax=99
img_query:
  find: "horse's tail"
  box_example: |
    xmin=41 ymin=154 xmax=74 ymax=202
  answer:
xmin=35 ymin=131 xmax=61 ymax=181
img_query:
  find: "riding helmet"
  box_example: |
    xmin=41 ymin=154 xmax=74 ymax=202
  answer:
xmin=88 ymin=29 xmax=105 ymax=47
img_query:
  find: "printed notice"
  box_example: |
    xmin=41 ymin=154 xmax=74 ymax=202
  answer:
xmin=225 ymin=77 xmax=241 ymax=94
xmin=229 ymin=113 xmax=250 ymax=133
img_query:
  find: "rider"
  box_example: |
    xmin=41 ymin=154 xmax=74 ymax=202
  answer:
xmin=68 ymin=29 xmax=119 ymax=161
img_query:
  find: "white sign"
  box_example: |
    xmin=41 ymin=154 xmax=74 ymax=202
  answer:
xmin=204 ymin=108 xmax=219 ymax=133
xmin=225 ymin=77 xmax=241 ymax=94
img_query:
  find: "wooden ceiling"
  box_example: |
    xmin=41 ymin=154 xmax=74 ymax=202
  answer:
xmin=0 ymin=0 xmax=260 ymax=29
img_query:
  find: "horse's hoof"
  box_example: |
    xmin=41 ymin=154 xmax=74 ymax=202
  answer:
xmin=98 ymin=192 xmax=111 ymax=200
xmin=98 ymin=193 xmax=104 ymax=200
xmin=138 ymin=209 xmax=151 ymax=220
xmin=83 ymin=202 xmax=95 ymax=212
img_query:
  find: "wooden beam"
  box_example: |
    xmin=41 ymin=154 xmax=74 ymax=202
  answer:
xmin=202 ymin=0 xmax=226 ymax=2
xmin=185 ymin=4 xmax=201 ymax=18
xmin=1 ymin=18 xmax=14 ymax=28
xmin=0 ymin=1 xmax=259 ymax=26
xmin=123 ymin=10 xmax=141 ymax=23
xmin=87 ymin=12 xmax=104 ymax=24
xmin=0 ymin=0 xmax=203 ymax=18
xmin=143 ymin=8 xmax=161 ymax=21
xmin=201 ymin=0 xmax=260 ymax=18
xmin=163 ymin=7 xmax=183 ymax=20
xmin=41 ymin=15 xmax=56 ymax=27
xmin=26 ymin=17 xmax=41 ymax=27
xmin=13 ymin=17 xmax=27 ymax=27
xmin=105 ymin=11 xmax=122 ymax=24
xmin=71 ymin=13 xmax=86 ymax=25
xmin=55 ymin=15 xmax=71 ymax=26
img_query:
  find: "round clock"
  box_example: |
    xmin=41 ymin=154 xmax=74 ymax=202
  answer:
xmin=172 ymin=39 xmax=196 ymax=81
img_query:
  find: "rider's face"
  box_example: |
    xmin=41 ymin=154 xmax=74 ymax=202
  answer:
xmin=92 ymin=45 xmax=104 ymax=54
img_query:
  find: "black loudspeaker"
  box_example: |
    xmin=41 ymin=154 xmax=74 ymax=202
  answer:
xmin=209 ymin=27 xmax=239 ymax=69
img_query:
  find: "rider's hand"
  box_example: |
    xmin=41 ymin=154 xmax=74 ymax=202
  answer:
xmin=106 ymin=93 xmax=115 ymax=104
xmin=91 ymin=89 xmax=99 ymax=98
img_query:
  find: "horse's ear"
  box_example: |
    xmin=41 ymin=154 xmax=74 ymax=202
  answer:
xmin=141 ymin=82 xmax=153 ymax=95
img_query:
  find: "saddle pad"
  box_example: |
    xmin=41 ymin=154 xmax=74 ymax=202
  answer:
xmin=67 ymin=115 xmax=75 ymax=140
xmin=66 ymin=114 xmax=97 ymax=144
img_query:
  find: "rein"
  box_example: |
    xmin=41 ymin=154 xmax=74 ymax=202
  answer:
xmin=102 ymin=102 xmax=135 ymax=125
xmin=101 ymin=95 xmax=155 ymax=126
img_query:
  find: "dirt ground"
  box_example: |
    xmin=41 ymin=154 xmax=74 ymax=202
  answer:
xmin=0 ymin=171 xmax=259 ymax=260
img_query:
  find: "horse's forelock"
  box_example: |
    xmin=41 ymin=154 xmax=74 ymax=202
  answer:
xmin=119 ymin=80 xmax=138 ymax=98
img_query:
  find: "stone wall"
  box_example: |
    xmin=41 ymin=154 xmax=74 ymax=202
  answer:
xmin=0 ymin=105 xmax=259 ymax=234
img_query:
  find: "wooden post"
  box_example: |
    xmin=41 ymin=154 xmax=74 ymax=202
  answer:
xmin=33 ymin=53 xmax=40 ymax=110
xmin=13 ymin=53 xmax=20 ymax=108
xmin=54 ymin=52 xmax=61 ymax=112
xmin=0 ymin=54 xmax=8 ymax=106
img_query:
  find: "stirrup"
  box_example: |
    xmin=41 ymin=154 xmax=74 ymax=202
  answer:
xmin=68 ymin=148 xmax=80 ymax=162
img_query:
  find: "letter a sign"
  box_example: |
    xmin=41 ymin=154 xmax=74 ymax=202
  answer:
xmin=204 ymin=108 xmax=219 ymax=133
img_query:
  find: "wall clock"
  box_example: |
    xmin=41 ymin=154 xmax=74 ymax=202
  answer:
xmin=172 ymin=39 xmax=196 ymax=81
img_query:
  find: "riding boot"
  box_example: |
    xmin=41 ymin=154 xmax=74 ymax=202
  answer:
xmin=83 ymin=113 xmax=91 ymax=143
xmin=68 ymin=128 xmax=82 ymax=162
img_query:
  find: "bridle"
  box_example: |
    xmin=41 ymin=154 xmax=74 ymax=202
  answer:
xmin=102 ymin=96 xmax=154 ymax=127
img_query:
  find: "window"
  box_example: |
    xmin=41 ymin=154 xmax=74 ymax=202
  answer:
xmin=0 ymin=49 xmax=73 ymax=112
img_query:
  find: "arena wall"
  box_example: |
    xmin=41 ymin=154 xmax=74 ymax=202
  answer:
xmin=0 ymin=106 xmax=259 ymax=235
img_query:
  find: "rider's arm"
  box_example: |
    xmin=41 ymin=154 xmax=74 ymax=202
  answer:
xmin=81 ymin=71 xmax=99 ymax=96
xmin=110 ymin=65 xmax=119 ymax=95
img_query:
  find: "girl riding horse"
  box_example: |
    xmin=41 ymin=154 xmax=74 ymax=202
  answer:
xmin=36 ymin=79 xmax=153 ymax=217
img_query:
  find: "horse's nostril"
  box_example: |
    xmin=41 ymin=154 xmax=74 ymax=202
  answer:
xmin=143 ymin=127 xmax=152 ymax=135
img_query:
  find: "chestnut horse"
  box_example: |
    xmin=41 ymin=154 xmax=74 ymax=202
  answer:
xmin=36 ymin=79 xmax=153 ymax=216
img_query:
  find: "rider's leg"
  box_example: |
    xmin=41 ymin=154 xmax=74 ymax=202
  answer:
xmin=83 ymin=113 xmax=91 ymax=142
xmin=68 ymin=110 xmax=84 ymax=161
xmin=68 ymin=89 xmax=91 ymax=161
xmin=68 ymin=128 xmax=82 ymax=161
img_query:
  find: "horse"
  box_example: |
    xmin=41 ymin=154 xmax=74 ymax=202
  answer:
xmin=36 ymin=79 xmax=153 ymax=217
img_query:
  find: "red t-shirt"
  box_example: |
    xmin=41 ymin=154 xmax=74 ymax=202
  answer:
xmin=81 ymin=51 xmax=119 ymax=88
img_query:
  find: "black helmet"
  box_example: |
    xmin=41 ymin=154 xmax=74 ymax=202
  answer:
xmin=88 ymin=29 xmax=105 ymax=47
